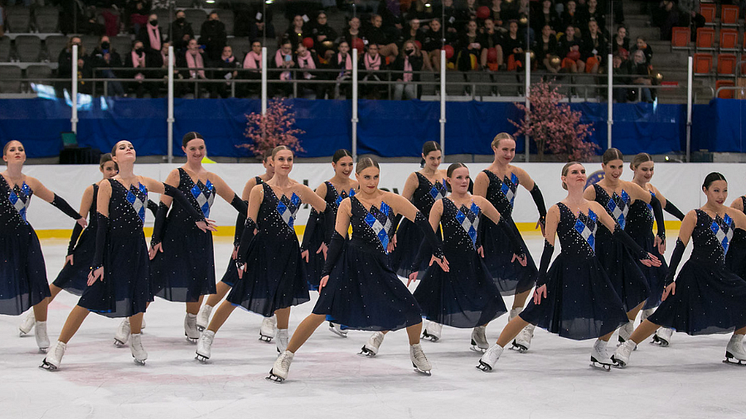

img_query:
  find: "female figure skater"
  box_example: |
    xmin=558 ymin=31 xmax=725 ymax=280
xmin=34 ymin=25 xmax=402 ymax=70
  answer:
xmin=478 ymin=162 xmax=661 ymax=371
xmin=40 ymin=140 xmax=215 ymax=370
xmin=18 ymin=154 xmax=118 ymax=336
xmin=583 ymin=148 xmax=665 ymax=346
xmin=1 ymin=140 xmax=86 ymax=352
xmin=300 ymin=149 xmax=358 ymax=337
xmin=628 ymin=153 xmax=687 ymax=346
xmin=195 ymin=146 xmax=329 ymax=361
xmin=145 ymin=132 xmax=247 ymax=344
xmin=388 ymin=141 xmax=448 ymax=341
xmin=725 ymin=193 xmax=746 ymax=280
xmin=195 ymin=149 xmax=274 ymax=337
xmin=267 ymin=157 xmax=448 ymax=382
xmin=410 ymin=163 xmax=527 ymax=352
xmin=613 ymin=173 xmax=746 ymax=367
xmin=473 ymin=133 xmax=546 ymax=352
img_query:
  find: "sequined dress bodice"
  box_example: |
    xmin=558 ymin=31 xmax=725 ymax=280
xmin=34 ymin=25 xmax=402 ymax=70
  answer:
xmin=325 ymin=181 xmax=355 ymax=213
xmin=690 ymin=209 xmax=735 ymax=267
xmin=108 ymin=179 xmax=149 ymax=237
xmin=258 ymin=183 xmax=302 ymax=243
xmin=593 ymin=184 xmax=631 ymax=230
xmin=411 ymin=172 xmax=447 ymax=216
xmin=441 ymin=198 xmax=481 ymax=254
xmin=625 ymin=191 xmax=654 ymax=237
xmin=350 ymin=196 xmax=397 ymax=255
xmin=0 ymin=176 xmax=33 ymax=230
xmin=483 ymin=170 xmax=518 ymax=218
xmin=172 ymin=168 xmax=215 ymax=220
xmin=88 ymin=183 xmax=99 ymax=229
xmin=556 ymin=203 xmax=599 ymax=261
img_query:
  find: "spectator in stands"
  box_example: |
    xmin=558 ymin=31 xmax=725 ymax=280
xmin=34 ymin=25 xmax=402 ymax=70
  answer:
xmin=581 ymin=18 xmax=606 ymax=73
xmin=536 ymin=24 xmax=560 ymax=72
xmin=611 ymin=52 xmax=631 ymax=102
xmin=689 ymin=10 xmax=705 ymax=42
xmin=488 ymin=0 xmax=507 ymax=32
xmin=310 ymin=12 xmax=337 ymax=61
xmin=241 ymin=40 xmax=263 ymax=96
xmin=558 ymin=24 xmax=585 ymax=72
xmin=126 ymin=0 xmax=151 ymax=35
xmin=178 ymin=38 xmax=209 ymax=98
xmin=342 ymin=16 xmax=363 ymax=48
xmin=578 ymin=0 xmax=605 ymax=34
xmin=90 ymin=35 xmax=125 ymax=97
xmin=332 ymin=41 xmax=353 ymax=98
xmin=378 ymin=0 xmax=406 ymax=35
xmin=168 ymin=10 xmax=194 ymax=52
xmin=295 ymin=43 xmax=322 ymax=98
xmin=631 ymin=36 xmax=653 ymax=65
xmin=137 ymin=14 xmax=162 ymax=62
xmin=464 ymin=0 xmax=479 ymax=22
xmin=101 ymin=5 xmax=121 ymax=37
xmin=533 ymin=0 xmax=560 ymax=34
xmin=406 ymin=0 xmax=436 ymax=21
xmin=630 ymin=49 xmax=653 ymax=102
xmin=422 ymin=18 xmax=449 ymax=73
xmin=80 ymin=5 xmax=106 ymax=36
xmin=437 ymin=0 xmax=462 ymax=37
xmin=272 ymin=39 xmax=296 ymax=97
xmin=199 ymin=12 xmax=227 ymax=63
xmin=285 ymin=15 xmax=308 ymax=51
xmin=400 ymin=18 xmax=426 ymax=53
xmin=360 ymin=43 xmax=387 ymax=99
xmin=479 ymin=18 xmax=504 ymax=71
xmin=560 ymin=0 xmax=581 ymax=36
xmin=455 ymin=20 xmax=482 ymax=72
xmin=57 ymin=36 xmax=92 ymax=97
xmin=0 ymin=4 xmax=5 ymax=37
xmin=249 ymin=7 xmax=276 ymax=44
xmin=652 ymin=0 xmax=679 ymax=41
xmin=365 ymin=14 xmax=398 ymax=60
xmin=124 ymin=40 xmax=159 ymax=98
xmin=391 ymin=39 xmax=423 ymax=100
xmin=159 ymin=41 xmax=184 ymax=97
xmin=212 ymin=45 xmax=240 ymax=98
xmin=503 ymin=20 xmax=526 ymax=71
xmin=612 ymin=25 xmax=630 ymax=60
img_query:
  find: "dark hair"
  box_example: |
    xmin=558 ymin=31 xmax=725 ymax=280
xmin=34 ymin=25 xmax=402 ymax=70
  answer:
xmin=630 ymin=152 xmax=652 ymax=170
xmin=99 ymin=152 xmax=118 ymax=170
xmin=491 ymin=132 xmax=514 ymax=149
xmin=702 ymin=172 xmax=727 ymax=190
xmin=111 ymin=141 xmax=123 ymax=156
xmin=561 ymin=161 xmax=583 ymax=190
xmin=332 ymin=149 xmax=353 ymax=164
xmin=262 ymin=148 xmax=273 ymax=162
xmin=182 ymin=131 xmax=204 ymax=148
xmin=271 ymin=145 xmax=293 ymax=159
xmin=601 ymin=148 xmax=623 ymax=165
xmin=356 ymin=156 xmax=380 ymax=174
xmin=3 ymin=140 xmax=22 ymax=156
xmin=420 ymin=141 xmax=441 ymax=167
xmin=446 ymin=162 xmax=467 ymax=178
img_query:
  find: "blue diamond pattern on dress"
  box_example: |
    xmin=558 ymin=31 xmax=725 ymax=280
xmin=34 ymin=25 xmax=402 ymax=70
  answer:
xmin=365 ymin=201 xmax=393 ymax=250
xmin=190 ymin=179 xmax=215 ymax=218
xmin=335 ymin=188 xmax=355 ymax=207
xmin=607 ymin=190 xmax=630 ymax=229
xmin=646 ymin=191 xmax=655 ymax=216
xmin=456 ymin=202 xmax=481 ymax=247
xmin=277 ymin=193 xmax=301 ymax=228
xmin=574 ymin=209 xmax=598 ymax=252
xmin=501 ymin=173 xmax=519 ymax=208
xmin=126 ymin=183 xmax=148 ymax=224
xmin=711 ymin=214 xmax=734 ymax=255
xmin=8 ymin=182 xmax=32 ymax=223
xmin=429 ymin=179 xmax=447 ymax=201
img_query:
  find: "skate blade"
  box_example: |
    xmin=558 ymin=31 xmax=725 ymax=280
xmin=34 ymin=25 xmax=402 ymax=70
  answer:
xmin=329 ymin=327 xmax=348 ymax=338
xmin=509 ymin=342 xmax=528 ymax=353
xmin=422 ymin=332 xmax=439 ymax=342
xmin=651 ymin=335 xmax=669 ymax=347
xmin=114 ymin=338 xmax=128 ymax=347
xmin=358 ymin=347 xmax=377 ymax=357
xmin=590 ymin=359 xmax=612 ymax=371
xmin=723 ymin=353 xmax=746 ymax=366
xmin=610 ymin=356 xmax=626 ymax=368
xmin=39 ymin=360 xmax=57 ymax=371
xmin=258 ymin=335 xmax=273 ymax=343
xmin=195 ymin=354 xmax=210 ymax=363
xmin=196 ymin=325 xmax=206 ymax=332
xmin=185 ymin=336 xmax=198 ymax=344
xmin=133 ymin=359 xmax=146 ymax=366
xmin=470 ymin=345 xmax=487 ymax=353
xmin=476 ymin=361 xmax=493 ymax=372
xmin=266 ymin=371 xmax=285 ymax=382
xmin=413 ymin=365 xmax=432 ymax=375
xmin=38 ymin=347 xmax=48 ymax=354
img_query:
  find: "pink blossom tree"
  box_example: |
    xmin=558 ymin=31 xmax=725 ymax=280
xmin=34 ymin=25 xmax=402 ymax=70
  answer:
xmin=511 ymin=81 xmax=597 ymax=161
xmin=239 ymin=99 xmax=305 ymax=158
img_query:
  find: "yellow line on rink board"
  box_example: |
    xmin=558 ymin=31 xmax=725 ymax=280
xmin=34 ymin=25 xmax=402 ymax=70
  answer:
xmin=35 ymin=221 xmax=683 ymax=241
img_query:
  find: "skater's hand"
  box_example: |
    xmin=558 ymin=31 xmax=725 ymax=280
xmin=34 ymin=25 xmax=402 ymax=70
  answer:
xmin=231 ymin=245 xmax=238 ymax=260
xmin=512 ymin=253 xmax=527 ymax=267
xmin=477 ymin=245 xmax=484 ymax=258
xmin=661 ymin=282 xmax=676 ymax=301
xmin=76 ymin=217 xmax=88 ymax=228
xmin=654 ymin=235 xmax=666 ymax=255
xmin=533 ymin=284 xmax=547 ymax=305
xmin=237 ymin=263 xmax=245 ymax=279
xmin=195 ymin=218 xmax=217 ymax=233
xmin=432 ymin=255 xmax=449 ymax=272
xmin=318 ymin=242 xmax=328 ymax=260
xmin=149 ymin=242 xmax=163 ymax=260
xmin=301 ymin=249 xmax=310 ymax=262
xmin=64 ymin=255 xmax=74 ymax=266
xmin=319 ymin=275 xmax=329 ymax=290
xmin=387 ymin=234 xmax=397 ymax=253
xmin=87 ymin=266 xmax=104 ymax=285
xmin=535 ymin=218 xmax=545 ymax=235
xmin=407 ymin=271 xmax=418 ymax=287
xmin=640 ymin=253 xmax=661 ymax=267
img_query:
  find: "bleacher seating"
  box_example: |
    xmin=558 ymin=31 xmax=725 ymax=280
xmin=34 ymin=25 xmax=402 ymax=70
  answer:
xmin=34 ymin=7 xmax=60 ymax=33
xmin=696 ymin=27 xmax=715 ymax=50
xmin=719 ymin=29 xmax=738 ymax=51
xmin=26 ymin=64 xmax=54 ymax=84
xmin=0 ymin=65 xmax=23 ymax=93
xmin=14 ymin=35 xmax=42 ymax=62
xmin=716 ymin=80 xmax=734 ymax=98
xmin=720 ymin=5 xmax=739 ymax=27
xmin=215 ymin=10 xmax=235 ymax=37
xmin=671 ymin=27 xmax=690 ymax=49
xmin=110 ymin=36 xmax=133 ymax=56
xmin=185 ymin=9 xmax=207 ymax=36
xmin=6 ymin=7 xmax=31 ymax=33
xmin=694 ymin=53 xmax=713 ymax=75
xmin=227 ymin=36 xmax=250 ymax=56
xmin=700 ymin=3 xmax=717 ymax=26
xmin=0 ymin=37 xmax=11 ymax=62
xmin=44 ymin=35 xmax=68 ymax=62
xmin=716 ymin=53 xmax=737 ymax=77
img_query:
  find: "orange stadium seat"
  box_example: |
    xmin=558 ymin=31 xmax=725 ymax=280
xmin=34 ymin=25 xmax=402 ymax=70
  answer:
xmin=721 ymin=5 xmax=739 ymax=26
xmin=700 ymin=3 xmax=716 ymax=25
xmin=717 ymin=53 xmax=737 ymax=76
xmin=716 ymin=80 xmax=734 ymax=98
xmin=720 ymin=29 xmax=738 ymax=50
xmin=671 ymin=27 xmax=690 ymax=49
xmin=696 ymin=27 xmax=715 ymax=50
xmin=693 ymin=53 xmax=713 ymax=75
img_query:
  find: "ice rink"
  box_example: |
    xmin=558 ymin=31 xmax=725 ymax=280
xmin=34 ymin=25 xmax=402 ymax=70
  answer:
xmin=2 ymin=235 xmax=745 ymax=419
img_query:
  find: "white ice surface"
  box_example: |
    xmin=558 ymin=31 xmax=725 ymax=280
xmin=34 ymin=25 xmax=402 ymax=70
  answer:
xmin=2 ymin=236 xmax=745 ymax=419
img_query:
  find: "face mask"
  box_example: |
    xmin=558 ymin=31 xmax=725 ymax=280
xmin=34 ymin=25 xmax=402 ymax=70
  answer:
xmin=176 ymin=17 xmax=185 ymax=23
xmin=150 ymin=19 xmax=158 ymax=26
xmin=101 ymin=42 xmax=110 ymax=50
xmin=406 ymin=49 xmax=414 ymax=55
xmin=136 ymin=48 xmax=144 ymax=55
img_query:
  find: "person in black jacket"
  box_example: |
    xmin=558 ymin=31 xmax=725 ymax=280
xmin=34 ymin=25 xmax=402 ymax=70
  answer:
xmin=211 ymin=45 xmax=241 ymax=98
xmin=90 ymin=35 xmax=125 ymax=96
xmin=503 ymin=20 xmax=526 ymax=71
xmin=136 ymin=14 xmax=163 ymax=62
xmin=533 ymin=0 xmax=560 ymax=34
xmin=167 ymin=10 xmax=194 ymax=52
xmin=392 ymin=40 xmax=423 ymax=100
xmin=199 ymin=12 xmax=227 ymax=64
xmin=535 ymin=24 xmax=560 ymax=72
xmin=479 ymin=18 xmax=504 ymax=71
xmin=285 ymin=15 xmax=308 ymax=51
xmin=365 ymin=14 xmax=398 ymax=60
xmin=360 ymin=43 xmax=388 ymax=99
xmin=560 ymin=0 xmax=581 ymax=35
xmin=557 ymin=24 xmax=585 ymax=72
xmin=310 ymin=12 xmax=337 ymax=61
xmin=123 ymin=40 xmax=160 ymax=98
xmin=57 ymin=36 xmax=93 ymax=97
xmin=580 ymin=19 xmax=607 ymax=73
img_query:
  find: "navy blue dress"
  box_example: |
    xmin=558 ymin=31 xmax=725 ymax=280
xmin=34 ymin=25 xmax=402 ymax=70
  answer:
xmin=78 ymin=179 xmax=151 ymax=317
xmin=625 ymin=191 xmax=668 ymax=310
xmin=220 ymin=176 xmax=263 ymax=288
xmin=592 ymin=184 xmax=649 ymax=312
xmin=302 ymin=181 xmax=355 ymax=290
xmin=0 ymin=176 xmax=50 ymax=315
xmin=389 ymin=172 xmax=447 ymax=279
xmin=313 ymin=196 xmax=422 ymax=331
xmin=150 ymin=168 xmax=216 ymax=302
xmin=227 ymin=183 xmax=310 ymax=316
xmin=51 ymin=184 xmax=99 ymax=296
xmin=413 ymin=198 xmax=507 ymax=328
xmin=725 ymin=196 xmax=746 ymax=279
xmin=520 ymin=203 xmax=629 ymax=340
xmin=479 ymin=170 xmax=538 ymax=295
xmin=648 ymin=210 xmax=746 ymax=335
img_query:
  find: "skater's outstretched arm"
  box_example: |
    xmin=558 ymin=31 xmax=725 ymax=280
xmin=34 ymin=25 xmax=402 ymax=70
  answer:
xmin=25 ymin=176 xmax=85 ymax=227
xmin=533 ymin=204 xmax=560 ymax=305
xmin=661 ymin=210 xmax=697 ymax=300
xmin=65 ymin=184 xmax=95 ymax=265
xmin=87 ymin=180 xmax=113 ymax=285
xmin=591 ymin=201 xmax=661 ymax=267
xmin=318 ymin=198 xmax=353 ymax=289
xmin=474 ymin=195 xmax=527 ymax=265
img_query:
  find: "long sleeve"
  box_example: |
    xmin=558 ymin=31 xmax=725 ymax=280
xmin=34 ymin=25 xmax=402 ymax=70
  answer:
xmin=650 ymin=195 xmax=665 ymax=239
xmin=664 ymin=238 xmax=686 ymax=286
xmin=236 ymin=217 xmax=258 ymax=265
xmin=90 ymin=213 xmax=109 ymax=269
xmin=51 ymin=194 xmax=83 ymax=220
xmin=67 ymin=223 xmax=84 ymax=255
xmin=321 ymin=232 xmax=346 ymax=277
xmin=664 ymin=200 xmax=686 ymax=221
xmin=233 ymin=203 xmax=247 ymax=246
xmin=535 ymin=240 xmax=555 ymax=287
xmin=163 ymin=183 xmax=206 ymax=222
xmin=150 ymin=202 xmax=169 ymax=246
